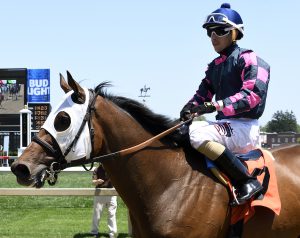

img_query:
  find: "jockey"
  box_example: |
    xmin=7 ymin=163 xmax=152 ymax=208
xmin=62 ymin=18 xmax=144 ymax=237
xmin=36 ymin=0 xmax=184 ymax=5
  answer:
xmin=180 ymin=3 xmax=270 ymax=205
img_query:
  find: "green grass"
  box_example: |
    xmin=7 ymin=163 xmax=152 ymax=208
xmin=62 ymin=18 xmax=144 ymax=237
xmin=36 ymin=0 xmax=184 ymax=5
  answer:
xmin=0 ymin=171 xmax=132 ymax=238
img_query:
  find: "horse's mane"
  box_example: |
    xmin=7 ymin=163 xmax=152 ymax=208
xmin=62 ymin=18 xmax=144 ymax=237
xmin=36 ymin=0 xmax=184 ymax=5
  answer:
xmin=94 ymin=82 xmax=181 ymax=145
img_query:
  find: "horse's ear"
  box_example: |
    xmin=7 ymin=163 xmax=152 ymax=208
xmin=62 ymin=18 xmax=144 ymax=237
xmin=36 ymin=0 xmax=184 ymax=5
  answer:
xmin=60 ymin=73 xmax=72 ymax=93
xmin=66 ymin=71 xmax=86 ymax=104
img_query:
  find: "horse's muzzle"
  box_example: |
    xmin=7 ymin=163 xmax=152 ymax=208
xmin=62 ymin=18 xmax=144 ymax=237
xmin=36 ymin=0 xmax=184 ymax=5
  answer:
xmin=11 ymin=162 xmax=31 ymax=181
xmin=11 ymin=161 xmax=47 ymax=187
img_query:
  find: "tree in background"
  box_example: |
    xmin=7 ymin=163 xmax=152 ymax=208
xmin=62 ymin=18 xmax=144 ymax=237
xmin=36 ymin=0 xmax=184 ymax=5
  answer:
xmin=264 ymin=110 xmax=299 ymax=133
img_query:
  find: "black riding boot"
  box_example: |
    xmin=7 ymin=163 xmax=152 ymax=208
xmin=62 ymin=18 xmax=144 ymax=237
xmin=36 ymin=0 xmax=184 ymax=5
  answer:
xmin=214 ymin=149 xmax=263 ymax=205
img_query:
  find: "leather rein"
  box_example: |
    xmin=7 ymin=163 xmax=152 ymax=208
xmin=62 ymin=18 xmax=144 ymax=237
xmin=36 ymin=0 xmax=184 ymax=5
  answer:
xmin=31 ymin=89 xmax=193 ymax=184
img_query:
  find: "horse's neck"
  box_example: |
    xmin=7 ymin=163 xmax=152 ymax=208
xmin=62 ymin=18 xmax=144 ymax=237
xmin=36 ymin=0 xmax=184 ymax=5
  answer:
xmin=95 ymin=100 xmax=227 ymax=227
xmin=95 ymin=99 xmax=184 ymax=195
xmin=97 ymin=101 xmax=153 ymax=152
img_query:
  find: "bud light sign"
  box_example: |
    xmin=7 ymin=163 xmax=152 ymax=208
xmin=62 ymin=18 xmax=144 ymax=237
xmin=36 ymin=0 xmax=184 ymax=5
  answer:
xmin=27 ymin=69 xmax=50 ymax=103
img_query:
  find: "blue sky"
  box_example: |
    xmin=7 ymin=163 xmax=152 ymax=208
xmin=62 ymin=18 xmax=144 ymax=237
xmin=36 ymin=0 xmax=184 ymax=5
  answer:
xmin=0 ymin=1 xmax=299 ymax=126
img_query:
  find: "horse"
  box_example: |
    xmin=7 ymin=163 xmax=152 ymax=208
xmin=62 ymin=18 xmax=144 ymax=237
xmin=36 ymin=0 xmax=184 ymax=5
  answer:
xmin=0 ymin=86 xmax=4 ymax=108
xmin=11 ymin=72 xmax=300 ymax=238
xmin=8 ymin=83 xmax=19 ymax=100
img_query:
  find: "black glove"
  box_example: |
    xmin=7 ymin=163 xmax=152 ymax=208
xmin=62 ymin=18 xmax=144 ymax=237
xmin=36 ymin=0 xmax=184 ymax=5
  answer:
xmin=190 ymin=102 xmax=216 ymax=115
xmin=180 ymin=103 xmax=194 ymax=121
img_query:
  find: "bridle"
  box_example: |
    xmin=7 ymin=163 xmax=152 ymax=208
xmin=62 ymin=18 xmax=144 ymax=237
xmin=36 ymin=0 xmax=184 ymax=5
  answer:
xmin=32 ymin=89 xmax=98 ymax=184
xmin=31 ymin=88 xmax=194 ymax=185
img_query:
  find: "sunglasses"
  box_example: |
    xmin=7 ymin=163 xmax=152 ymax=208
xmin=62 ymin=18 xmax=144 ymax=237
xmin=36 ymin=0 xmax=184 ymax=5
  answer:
xmin=206 ymin=27 xmax=231 ymax=38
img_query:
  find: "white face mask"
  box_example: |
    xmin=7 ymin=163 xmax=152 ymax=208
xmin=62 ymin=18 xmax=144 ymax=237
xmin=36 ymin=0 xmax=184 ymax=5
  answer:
xmin=42 ymin=87 xmax=92 ymax=162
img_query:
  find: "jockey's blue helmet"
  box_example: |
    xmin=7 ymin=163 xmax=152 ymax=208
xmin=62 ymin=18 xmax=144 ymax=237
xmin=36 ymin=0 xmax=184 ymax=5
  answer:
xmin=202 ymin=3 xmax=244 ymax=40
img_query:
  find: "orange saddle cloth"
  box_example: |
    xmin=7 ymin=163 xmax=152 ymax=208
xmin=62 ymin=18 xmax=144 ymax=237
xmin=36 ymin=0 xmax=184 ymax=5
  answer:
xmin=231 ymin=149 xmax=281 ymax=225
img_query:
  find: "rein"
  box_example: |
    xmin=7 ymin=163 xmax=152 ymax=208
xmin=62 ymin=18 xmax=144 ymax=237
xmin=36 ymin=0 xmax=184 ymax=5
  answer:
xmin=31 ymin=87 xmax=194 ymax=184
xmin=60 ymin=116 xmax=193 ymax=169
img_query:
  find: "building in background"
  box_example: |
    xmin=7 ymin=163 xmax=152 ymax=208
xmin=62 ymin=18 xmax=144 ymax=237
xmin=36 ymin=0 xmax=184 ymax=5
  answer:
xmin=0 ymin=68 xmax=51 ymax=165
xmin=260 ymin=132 xmax=300 ymax=149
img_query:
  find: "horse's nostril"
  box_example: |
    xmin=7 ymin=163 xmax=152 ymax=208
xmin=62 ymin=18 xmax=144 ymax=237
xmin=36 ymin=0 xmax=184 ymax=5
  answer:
xmin=11 ymin=163 xmax=31 ymax=179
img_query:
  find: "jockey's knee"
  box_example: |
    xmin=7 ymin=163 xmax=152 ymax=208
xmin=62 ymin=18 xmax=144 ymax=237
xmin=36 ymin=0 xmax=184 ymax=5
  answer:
xmin=196 ymin=141 xmax=226 ymax=161
xmin=189 ymin=120 xmax=227 ymax=160
xmin=189 ymin=134 xmax=206 ymax=150
xmin=189 ymin=121 xmax=210 ymax=149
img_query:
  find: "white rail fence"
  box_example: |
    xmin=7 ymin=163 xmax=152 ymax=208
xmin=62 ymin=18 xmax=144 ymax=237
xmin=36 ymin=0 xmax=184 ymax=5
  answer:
xmin=0 ymin=167 xmax=94 ymax=172
xmin=0 ymin=187 xmax=118 ymax=196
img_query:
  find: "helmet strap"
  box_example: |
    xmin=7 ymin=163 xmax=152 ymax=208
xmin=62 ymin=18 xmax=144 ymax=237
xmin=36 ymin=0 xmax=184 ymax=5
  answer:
xmin=223 ymin=18 xmax=244 ymax=35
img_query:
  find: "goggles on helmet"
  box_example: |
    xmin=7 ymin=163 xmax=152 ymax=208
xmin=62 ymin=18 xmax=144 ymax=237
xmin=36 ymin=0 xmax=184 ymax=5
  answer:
xmin=205 ymin=13 xmax=228 ymax=25
xmin=204 ymin=13 xmax=244 ymax=35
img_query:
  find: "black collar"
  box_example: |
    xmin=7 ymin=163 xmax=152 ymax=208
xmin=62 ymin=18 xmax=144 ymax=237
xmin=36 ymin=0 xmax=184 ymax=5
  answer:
xmin=219 ymin=43 xmax=238 ymax=56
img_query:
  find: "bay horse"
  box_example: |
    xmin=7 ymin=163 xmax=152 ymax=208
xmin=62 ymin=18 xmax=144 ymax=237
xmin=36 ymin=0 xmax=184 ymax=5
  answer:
xmin=11 ymin=72 xmax=300 ymax=238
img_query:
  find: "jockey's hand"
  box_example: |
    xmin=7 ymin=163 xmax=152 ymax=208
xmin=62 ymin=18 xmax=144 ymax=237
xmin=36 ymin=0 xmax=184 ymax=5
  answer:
xmin=180 ymin=103 xmax=194 ymax=121
xmin=191 ymin=102 xmax=216 ymax=115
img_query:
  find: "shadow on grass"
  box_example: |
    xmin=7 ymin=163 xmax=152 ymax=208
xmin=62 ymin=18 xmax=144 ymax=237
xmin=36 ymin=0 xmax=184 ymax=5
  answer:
xmin=73 ymin=232 xmax=131 ymax=238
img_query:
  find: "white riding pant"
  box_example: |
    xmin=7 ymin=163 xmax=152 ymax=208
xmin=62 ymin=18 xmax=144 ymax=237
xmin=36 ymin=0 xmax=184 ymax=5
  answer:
xmin=189 ymin=118 xmax=260 ymax=154
xmin=91 ymin=195 xmax=118 ymax=237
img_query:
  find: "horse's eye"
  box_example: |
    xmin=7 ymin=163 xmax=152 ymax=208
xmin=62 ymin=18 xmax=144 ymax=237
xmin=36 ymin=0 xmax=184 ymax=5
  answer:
xmin=54 ymin=111 xmax=71 ymax=132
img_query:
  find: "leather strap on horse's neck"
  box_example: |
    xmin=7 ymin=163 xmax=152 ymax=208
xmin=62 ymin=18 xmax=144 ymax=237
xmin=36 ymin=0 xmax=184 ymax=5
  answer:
xmin=32 ymin=89 xmax=99 ymax=171
xmin=34 ymin=87 xmax=195 ymax=171
xmin=64 ymin=89 xmax=97 ymax=157
xmin=61 ymin=116 xmax=195 ymax=169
